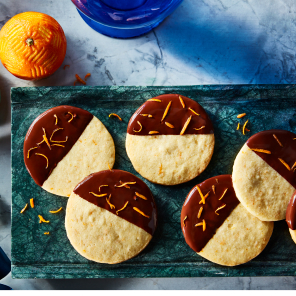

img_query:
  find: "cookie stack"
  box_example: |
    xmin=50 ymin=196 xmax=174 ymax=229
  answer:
xmin=23 ymin=94 xmax=296 ymax=266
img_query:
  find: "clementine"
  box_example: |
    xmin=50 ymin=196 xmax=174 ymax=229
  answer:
xmin=0 ymin=12 xmax=67 ymax=80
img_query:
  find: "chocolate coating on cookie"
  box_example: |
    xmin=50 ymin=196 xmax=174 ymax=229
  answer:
xmin=24 ymin=106 xmax=93 ymax=186
xmin=73 ymin=170 xmax=157 ymax=235
xmin=246 ymin=130 xmax=296 ymax=188
xmin=181 ymin=175 xmax=240 ymax=253
xmin=127 ymin=94 xmax=214 ymax=136
xmin=286 ymin=190 xmax=296 ymax=230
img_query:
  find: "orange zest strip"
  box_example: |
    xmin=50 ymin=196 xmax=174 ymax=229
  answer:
xmin=133 ymin=207 xmax=150 ymax=218
xmin=109 ymin=113 xmax=122 ymax=121
xmin=237 ymin=113 xmax=246 ymax=118
xmin=195 ymin=219 xmax=206 ymax=231
xmin=99 ymin=185 xmax=108 ymax=192
xmin=291 ymin=161 xmax=296 ymax=171
xmin=194 ymin=126 xmax=205 ymax=131
xmin=20 ymin=204 xmax=28 ymax=214
xmin=30 ymin=198 xmax=34 ymax=208
xmin=199 ymin=191 xmax=210 ymax=204
xmin=49 ymin=207 xmax=63 ymax=214
xmin=242 ymin=119 xmax=249 ymax=135
xmin=42 ymin=128 xmax=51 ymax=150
xmin=54 ymin=114 xmax=58 ymax=125
xmin=147 ymin=99 xmax=161 ymax=102
xmin=219 ymin=188 xmax=228 ymax=200
xmin=165 ymin=122 xmax=174 ymax=128
xmin=197 ymin=207 xmax=203 ymax=219
xmin=119 ymin=180 xmax=130 ymax=188
xmin=116 ymin=201 xmax=129 ymax=215
xmin=179 ymin=96 xmax=185 ymax=108
xmin=180 ymin=115 xmax=192 ymax=135
xmin=250 ymin=148 xmax=271 ymax=154
xmin=38 ymin=215 xmax=50 ymax=223
xmin=106 ymin=194 xmax=115 ymax=210
xmin=115 ymin=181 xmax=136 ymax=188
xmin=245 ymin=128 xmax=250 ymax=132
xmin=196 ymin=186 xmax=205 ymax=204
xmin=67 ymin=112 xmax=74 ymax=123
xmin=36 ymin=139 xmax=45 ymax=146
xmin=212 ymin=185 xmax=215 ymax=194
xmin=273 ymin=134 xmax=283 ymax=147
xmin=73 ymin=81 xmax=77 ymax=86
xmin=50 ymin=128 xmax=68 ymax=143
xmin=89 ymin=192 xmax=108 ymax=197
xmin=63 ymin=65 xmax=70 ymax=70
xmin=161 ymin=101 xmax=172 ymax=122
xmin=215 ymin=204 xmax=226 ymax=215
xmin=135 ymin=192 xmax=148 ymax=200
xmin=237 ymin=123 xmax=240 ymax=130
xmin=216 ymin=178 xmax=219 ymax=184
xmin=108 ymin=162 xmax=112 ymax=171
xmin=52 ymin=144 xmax=65 ymax=148
xmin=44 ymin=232 xmax=50 ymax=235
xmin=149 ymin=131 xmax=159 ymax=135
xmin=140 ymin=114 xmax=153 ymax=118
xmin=133 ymin=121 xmax=142 ymax=132
xmin=27 ymin=147 xmax=38 ymax=158
xmin=75 ymin=74 xmax=86 ymax=85
xmin=188 ymin=108 xmax=199 ymax=116
xmin=35 ymin=153 xmax=49 ymax=169
xmin=278 ymin=158 xmax=291 ymax=171
xmin=84 ymin=73 xmax=91 ymax=81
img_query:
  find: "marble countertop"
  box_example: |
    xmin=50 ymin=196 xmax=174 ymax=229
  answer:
xmin=0 ymin=0 xmax=296 ymax=290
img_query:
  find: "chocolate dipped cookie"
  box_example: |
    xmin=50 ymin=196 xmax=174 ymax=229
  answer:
xmin=181 ymin=175 xmax=273 ymax=266
xmin=286 ymin=190 xmax=296 ymax=244
xmin=65 ymin=169 xmax=157 ymax=264
xmin=232 ymin=130 xmax=296 ymax=221
xmin=24 ymin=105 xmax=115 ymax=197
xmin=126 ymin=94 xmax=215 ymax=185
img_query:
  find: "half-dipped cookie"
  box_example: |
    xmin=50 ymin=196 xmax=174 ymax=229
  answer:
xmin=232 ymin=130 xmax=296 ymax=221
xmin=24 ymin=106 xmax=115 ymax=197
xmin=286 ymin=190 xmax=296 ymax=244
xmin=126 ymin=94 xmax=215 ymax=185
xmin=181 ymin=175 xmax=273 ymax=266
xmin=65 ymin=169 xmax=157 ymax=264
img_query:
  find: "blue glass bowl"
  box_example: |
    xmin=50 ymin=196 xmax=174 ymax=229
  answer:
xmin=71 ymin=0 xmax=183 ymax=38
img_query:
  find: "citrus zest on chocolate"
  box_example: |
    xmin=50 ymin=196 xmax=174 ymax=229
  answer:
xmin=50 ymin=128 xmax=68 ymax=143
xmin=135 ymin=192 xmax=148 ymax=200
xmin=42 ymin=128 xmax=51 ymax=149
xmin=147 ymin=99 xmax=161 ymax=102
xmin=188 ymin=108 xmax=200 ymax=116
xmin=278 ymin=158 xmax=291 ymax=171
xmin=250 ymin=148 xmax=271 ymax=154
xmin=115 ymin=181 xmax=136 ymax=188
xmin=133 ymin=121 xmax=142 ymax=132
xmin=67 ymin=112 xmax=75 ymax=123
xmin=273 ymin=134 xmax=283 ymax=147
xmin=194 ymin=126 xmax=205 ymax=131
xmin=196 ymin=186 xmax=205 ymax=204
xmin=133 ymin=207 xmax=150 ymax=218
xmin=197 ymin=207 xmax=203 ymax=219
xmin=179 ymin=96 xmax=185 ymax=108
xmin=183 ymin=215 xmax=188 ymax=227
xmin=116 ymin=201 xmax=129 ymax=215
xmin=219 ymin=188 xmax=228 ymax=200
xmin=165 ymin=122 xmax=174 ymax=128
xmin=89 ymin=192 xmax=108 ymax=197
xmin=215 ymin=204 xmax=226 ymax=215
xmin=27 ymin=147 xmax=38 ymax=158
xmin=99 ymin=185 xmax=108 ymax=192
xmin=180 ymin=115 xmax=192 ymax=135
xmin=149 ymin=131 xmax=159 ymax=134
xmin=106 ymin=194 xmax=115 ymax=210
xmin=35 ymin=153 xmax=49 ymax=168
xmin=140 ymin=114 xmax=153 ymax=117
xmin=161 ymin=101 xmax=172 ymax=122
xmin=54 ymin=114 xmax=58 ymax=125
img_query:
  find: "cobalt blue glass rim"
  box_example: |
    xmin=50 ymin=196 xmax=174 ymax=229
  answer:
xmin=71 ymin=0 xmax=183 ymax=30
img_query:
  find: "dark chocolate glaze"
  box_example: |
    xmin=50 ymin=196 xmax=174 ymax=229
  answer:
xmin=24 ymin=105 xmax=93 ymax=186
xmin=246 ymin=130 xmax=296 ymax=188
xmin=127 ymin=94 xmax=214 ymax=136
xmin=286 ymin=190 xmax=296 ymax=230
xmin=73 ymin=170 xmax=157 ymax=236
xmin=181 ymin=175 xmax=240 ymax=253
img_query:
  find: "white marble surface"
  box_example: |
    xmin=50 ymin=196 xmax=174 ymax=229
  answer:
xmin=0 ymin=0 xmax=296 ymax=290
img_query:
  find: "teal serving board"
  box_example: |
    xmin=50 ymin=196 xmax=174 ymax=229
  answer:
xmin=11 ymin=85 xmax=296 ymax=279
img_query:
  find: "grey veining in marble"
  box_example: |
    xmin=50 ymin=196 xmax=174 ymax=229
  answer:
xmin=1 ymin=0 xmax=296 ymax=290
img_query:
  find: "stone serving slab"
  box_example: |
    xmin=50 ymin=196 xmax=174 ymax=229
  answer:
xmin=11 ymin=85 xmax=296 ymax=279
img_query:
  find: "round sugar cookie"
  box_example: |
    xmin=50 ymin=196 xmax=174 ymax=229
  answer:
xmin=24 ymin=105 xmax=115 ymax=197
xmin=65 ymin=169 xmax=157 ymax=264
xmin=126 ymin=94 xmax=215 ymax=185
xmin=181 ymin=175 xmax=273 ymax=266
xmin=286 ymin=190 xmax=296 ymax=244
xmin=232 ymin=129 xmax=296 ymax=221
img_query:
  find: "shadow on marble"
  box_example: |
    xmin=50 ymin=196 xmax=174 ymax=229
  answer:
xmin=0 ymin=74 xmax=11 ymax=126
